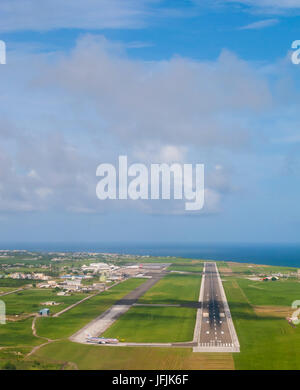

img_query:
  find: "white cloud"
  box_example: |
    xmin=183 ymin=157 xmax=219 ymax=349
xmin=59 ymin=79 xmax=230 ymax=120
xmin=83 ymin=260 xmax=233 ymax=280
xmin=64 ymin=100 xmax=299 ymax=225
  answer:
xmin=239 ymin=18 xmax=279 ymax=30
xmin=0 ymin=0 xmax=151 ymax=32
xmin=0 ymin=34 xmax=295 ymax=217
xmin=0 ymin=0 xmax=195 ymax=33
xmin=133 ymin=144 xmax=187 ymax=163
xmin=38 ymin=35 xmax=271 ymax=151
xmin=223 ymin=0 xmax=300 ymax=13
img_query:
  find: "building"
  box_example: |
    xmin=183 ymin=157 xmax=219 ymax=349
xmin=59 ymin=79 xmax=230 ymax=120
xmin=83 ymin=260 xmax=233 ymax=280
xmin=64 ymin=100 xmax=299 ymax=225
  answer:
xmin=33 ymin=273 xmax=50 ymax=281
xmin=61 ymin=279 xmax=82 ymax=291
xmin=81 ymin=263 xmax=113 ymax=273
xmin=39 ymin=308 xmax=50 ymax=316
xmin=93 ymin=283 xmax=106 ymax=290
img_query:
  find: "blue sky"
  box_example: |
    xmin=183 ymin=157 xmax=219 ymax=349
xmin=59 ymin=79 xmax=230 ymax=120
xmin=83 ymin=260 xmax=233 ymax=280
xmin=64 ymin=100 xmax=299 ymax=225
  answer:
xmin=0 ymin=0 xmax=300 ymax=244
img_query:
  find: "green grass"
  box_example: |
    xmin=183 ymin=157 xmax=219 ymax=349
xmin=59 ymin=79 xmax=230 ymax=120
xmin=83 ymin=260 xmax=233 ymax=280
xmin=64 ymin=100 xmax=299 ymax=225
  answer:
xmin=0 ymin=287 xmax=16 ymax=294
xmin=103 ymin=306 xmax=196 ymax=342
xmin=36 ymin=278 xmax=146 ymax=339
xmin=1 ymin=289 xmax=87 ymax=315
xmin=168 ymin=263 xmax=203 ymax=273
xmin=102 ymin=273 xmax=201 ymax=343
xmin=0 ymin=279 xmax=35 ymax=288
xmin=0 ymin=346 xmax=62 ymax=369
xmin=0 ymin=318 xmax=42 ymax=347
xmin=225 ymin=262 xmax=297 ymax=276
xmin=235 ymin=278 xmax=300 ymax=306
xmin=223 ymin=278 xmax=300 ymax=369
xmin=33 ymin=340 xmax=234 ymax=370
xmin=138 ymin=273 xmax=201 ymax=305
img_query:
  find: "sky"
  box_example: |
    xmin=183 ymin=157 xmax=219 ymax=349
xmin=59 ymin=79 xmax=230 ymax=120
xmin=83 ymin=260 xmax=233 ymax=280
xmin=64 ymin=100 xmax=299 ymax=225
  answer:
xmin=0 ymin=0 xmax=300 ymax=244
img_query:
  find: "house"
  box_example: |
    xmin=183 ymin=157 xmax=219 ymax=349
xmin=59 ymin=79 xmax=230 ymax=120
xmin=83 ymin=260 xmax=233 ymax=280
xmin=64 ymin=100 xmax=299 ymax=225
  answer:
xmin=39 ymin=308 xmax=50 ymax=316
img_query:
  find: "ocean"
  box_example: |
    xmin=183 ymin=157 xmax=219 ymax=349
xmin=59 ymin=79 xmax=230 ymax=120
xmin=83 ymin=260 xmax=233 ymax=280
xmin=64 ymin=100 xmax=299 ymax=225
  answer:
xmin=0 ymin=242 xmax=300 ymax=268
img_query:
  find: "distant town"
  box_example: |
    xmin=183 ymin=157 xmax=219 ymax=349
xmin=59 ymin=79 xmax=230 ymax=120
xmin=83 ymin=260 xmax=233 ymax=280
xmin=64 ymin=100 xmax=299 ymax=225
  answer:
xmin=0 ymin=250 xmax=169 ymax=308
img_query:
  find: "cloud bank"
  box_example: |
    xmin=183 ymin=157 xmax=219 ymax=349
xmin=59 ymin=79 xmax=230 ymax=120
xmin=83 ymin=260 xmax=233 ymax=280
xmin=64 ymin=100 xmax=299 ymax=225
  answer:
xmin=0 ymin=35 xmax=295 ymax=216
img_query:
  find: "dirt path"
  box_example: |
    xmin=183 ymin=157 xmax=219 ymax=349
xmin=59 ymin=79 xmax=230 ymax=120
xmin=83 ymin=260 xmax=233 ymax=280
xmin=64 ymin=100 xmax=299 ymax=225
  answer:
xmin=26 ymin=315 xmax=55 ymax=357
xmin=27 ymin=340 xmax=54 ymax=357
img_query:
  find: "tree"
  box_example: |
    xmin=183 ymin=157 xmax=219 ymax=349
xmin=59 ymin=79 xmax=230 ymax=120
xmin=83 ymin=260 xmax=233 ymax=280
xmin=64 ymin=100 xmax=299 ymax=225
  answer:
xmin=3 ymin=361 xmax=16 ymax=370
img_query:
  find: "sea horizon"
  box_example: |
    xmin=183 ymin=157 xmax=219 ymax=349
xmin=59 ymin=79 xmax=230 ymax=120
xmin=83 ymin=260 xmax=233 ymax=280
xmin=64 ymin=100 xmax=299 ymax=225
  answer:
xmin=0 ymin=242 xmax=300 ymax=268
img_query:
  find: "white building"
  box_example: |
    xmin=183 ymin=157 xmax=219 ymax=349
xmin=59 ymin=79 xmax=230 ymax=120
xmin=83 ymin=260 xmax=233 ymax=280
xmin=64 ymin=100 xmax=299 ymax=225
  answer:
xmin=81 ymin=263 xmax=112 ymax=273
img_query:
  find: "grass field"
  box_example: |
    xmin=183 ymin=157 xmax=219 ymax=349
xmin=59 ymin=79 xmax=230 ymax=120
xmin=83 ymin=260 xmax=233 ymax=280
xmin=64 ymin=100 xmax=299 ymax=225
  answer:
xmin=102 ymin=273 xmax=201 ymax=342
xmin=223 ymin=277 xmax=300 ymax=369
xmin=0 ymin=287 xmax=17 ymax=294
xmin=138 ymin=273 xmax=201 ymax=305
xmin=1 ymin=289 xmax=88 ymax=316
xmin=234 ymin=278 xmax=300 ymax=306
xmin=0 ymin=279 xmax=36 ymax=288
xmin=222 ymin=262 xmax=297 ymax=276
xmin=35 ymin=278 xmax=146 ymax=340
xmin=0 ymin=318 xmax=42 ymax=347
xmin=33 ymin=340 xmax=234 ymax=370
xmin=103 ymin=306 xmax=197 ymax=342
xmin=168 ymin=263 xmax=203 ymax=273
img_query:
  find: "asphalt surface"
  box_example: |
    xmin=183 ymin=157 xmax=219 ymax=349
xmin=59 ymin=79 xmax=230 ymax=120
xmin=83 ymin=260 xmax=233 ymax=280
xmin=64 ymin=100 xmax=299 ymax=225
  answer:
xmin=198 ymin=262 xmax=233 ymax=348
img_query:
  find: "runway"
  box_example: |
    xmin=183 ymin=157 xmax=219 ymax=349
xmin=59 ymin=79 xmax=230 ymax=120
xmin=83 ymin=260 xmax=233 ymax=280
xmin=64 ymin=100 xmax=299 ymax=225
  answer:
xmin=193 ymin=262 xmax=240 ymax=352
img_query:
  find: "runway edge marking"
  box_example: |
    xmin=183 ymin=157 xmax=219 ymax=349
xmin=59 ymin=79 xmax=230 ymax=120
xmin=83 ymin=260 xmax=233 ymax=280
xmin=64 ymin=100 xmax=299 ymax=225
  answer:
xmin=193 ymin=262 xmax=240 ymax=353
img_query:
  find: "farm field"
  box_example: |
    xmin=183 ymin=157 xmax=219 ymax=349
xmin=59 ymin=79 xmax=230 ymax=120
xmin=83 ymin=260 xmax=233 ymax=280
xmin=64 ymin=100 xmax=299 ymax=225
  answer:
xmin=103 ymin=305 xmax=197 ymax=343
